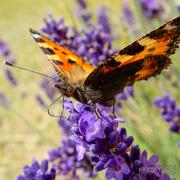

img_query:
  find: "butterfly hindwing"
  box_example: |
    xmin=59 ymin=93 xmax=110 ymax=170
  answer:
xmin=84 ymin=16 xmax=180 ymax=99
xmin=30 ymin=29 xmax=95 ymax=85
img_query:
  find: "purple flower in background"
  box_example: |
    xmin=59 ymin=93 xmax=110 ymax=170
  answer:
xmin=42 ymin=15 xmax=69 ymax=46
xmin=97 ymin=7 xmax=111 ymax=34
xmin=154 ymin=93 xmax=180 ymax=134
xmin=0 ymin=40 xmax=17 ymax=86
xmin=4 ymin=69 xmax=17 ymax=86
xmin=16 ymin=159 xmax=56 ymax=180
xmin=35 ymin=95 xmax=47 ymax=109
xmin=0 ymin=40 xmax=15 ymax=64
xmin=75 ymin=0 xmax=91 ymax=24
xmin=40 ymin=78 xmax=57 ymax=100
xmin=115 ymin=86 xmax=134 ymax=112
xmin=42 ymin=14 xmax=114 ymax=66
xmin=140 ymin=0 xmax=164 ymax=19
xmin=0 ymin=91 xmax=11 ymax=107
xmin=122 ymin=4 xmax=135 ymax=25
xmin=76 ymin=0 xmax=86 ymax=9
xmin=116 ymin=86 xmax=134 ymax=101
xmin=178 ymin=5 xmax=180 ymax=13
xmin=74 ymin=25 xmax=114 ymax=65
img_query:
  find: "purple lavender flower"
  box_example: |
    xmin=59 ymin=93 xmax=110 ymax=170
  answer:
xmin=178 ymin=5 xmax=180 ymax=13
xmin=35 ymin=95 xmax=47 ymax=109
xmin=116 ymin=86 xmax=134 ymax=101
xmin=74 ymin=25 xmax=114 ymax=65
xmin=0 ymin=40 xmax=15 ymax=63
xmin=0 ymin=40 xmax=17 ymax=86
xmin=42 ymin=15 xmax=114 ymax=66
xmin=16 ymin=159 xmax=56 ymax=180
xmin=76 ymin=0 xmax=86 ymax=9
xmin=42 ymin=15 xmax=69 ymax=46
xmin=0 ymin=91 xmax=11 ymax=107
xmin=154 ymin=93 xmax=180 ymax=134
xmin=49 ymin=139 xmax=96 ymax=179
xmin=75 ymin=0 xmax=91 ymax=24
xmin=97 ymin=7 xmax=111 ymax=34
xmin=140 ymin=0 xmax=164 ymax=19
xmin=51 ymin=100 xmax=170 ymax=180
xmin=115 ymin=86 xmax=134 ymax=112
xmin=122 ymin=4 xmax=135 ymax=25
xmin=40 ymin=78 xmax=57 ymax=100
xmin=4 ymin=69 xmax=17 ymax=86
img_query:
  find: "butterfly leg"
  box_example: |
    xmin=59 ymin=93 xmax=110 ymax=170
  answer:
xmin=87 ymin=100 xmax=100 ymax=119
xmin=87 ymin=100 xmax=106 ymax=134
xmin=59 ymin=96 xmax=65 ymax=123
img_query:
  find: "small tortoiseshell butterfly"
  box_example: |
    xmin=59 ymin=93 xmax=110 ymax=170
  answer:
xmin=30 ymin=16 xmax=180 ymax=106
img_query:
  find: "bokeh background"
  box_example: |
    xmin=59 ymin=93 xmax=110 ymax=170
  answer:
xmin=0 ymin=0 xmax=179 ymax=179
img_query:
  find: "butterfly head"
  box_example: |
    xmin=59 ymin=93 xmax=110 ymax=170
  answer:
xmin=55 ymin=80 xmax=75 ymax=97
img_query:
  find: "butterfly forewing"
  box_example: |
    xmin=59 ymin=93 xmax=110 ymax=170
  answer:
xmin=30 ymin=29 xmax=95 ymax=85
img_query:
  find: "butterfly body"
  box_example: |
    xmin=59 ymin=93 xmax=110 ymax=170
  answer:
xmin=30 ymin=16 xmax=180 ymax=106
xmin=55 ymin=79 xmax=112 ymax=105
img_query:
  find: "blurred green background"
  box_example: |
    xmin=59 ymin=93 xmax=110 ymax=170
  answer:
xmin=0 ymin=0 xmax=179 ymax=179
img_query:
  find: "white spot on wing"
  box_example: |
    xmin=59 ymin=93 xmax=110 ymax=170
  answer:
xmin=33 ymin=33 xmax=40 ymax=39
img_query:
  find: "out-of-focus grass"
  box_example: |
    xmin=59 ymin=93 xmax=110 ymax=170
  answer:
xmin=0 ymin=0 xmax=179 ymax=179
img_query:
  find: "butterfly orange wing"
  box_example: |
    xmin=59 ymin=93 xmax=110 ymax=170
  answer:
xmin=97 ymin=16 xmax=180 ymax=80
xmin=30 ymin=29 xmax=95 ymax=85
xmin=84 ymin=16 xmax=180 ymax=99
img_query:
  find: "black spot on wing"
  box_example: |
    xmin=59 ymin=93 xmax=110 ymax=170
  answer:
xmin=61 ymin=51 xmax=68 ymax=55
xmin=68 ymin=59 xmax=76 ymax=64
xmin=52 ymin=60 xmax=64 ymax=65
xmin=29 ymin=28 xmax=40 ymax=35
xmin=41 ymin=47 xmax=55 ymax=55
xmin=29 ymin=28 xmax=44 ymax=42
xmin=147 ymin=47 xmax=155 ymax=52
xmin=34 ymin=37 xmax=44 ymax=43
xmin=119 ymin=41 xmax=145 ymax=55
xmin=148 ymin=28 xmax=168 ymax=40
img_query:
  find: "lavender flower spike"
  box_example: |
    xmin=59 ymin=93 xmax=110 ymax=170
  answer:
xmin=0 ymin=39 xmax=17 ymax=86
xmin=16 ymin=159 xmax=56 ymax=180
xmin=154 ymin=93 xmax=180 ymax=134
xmin=55 ymin=100 xmax=171 ymax=180
xmin=140 ymin=0 xmax=164 ymax=19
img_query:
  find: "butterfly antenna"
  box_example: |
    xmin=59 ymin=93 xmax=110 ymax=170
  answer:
xmin=59 ymin=96 xmax=65 ymax=121
xmin=48 ymin=95 xmax=65 ymax=118
xmin=4 ymin=61 xmax=56 ymax=80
